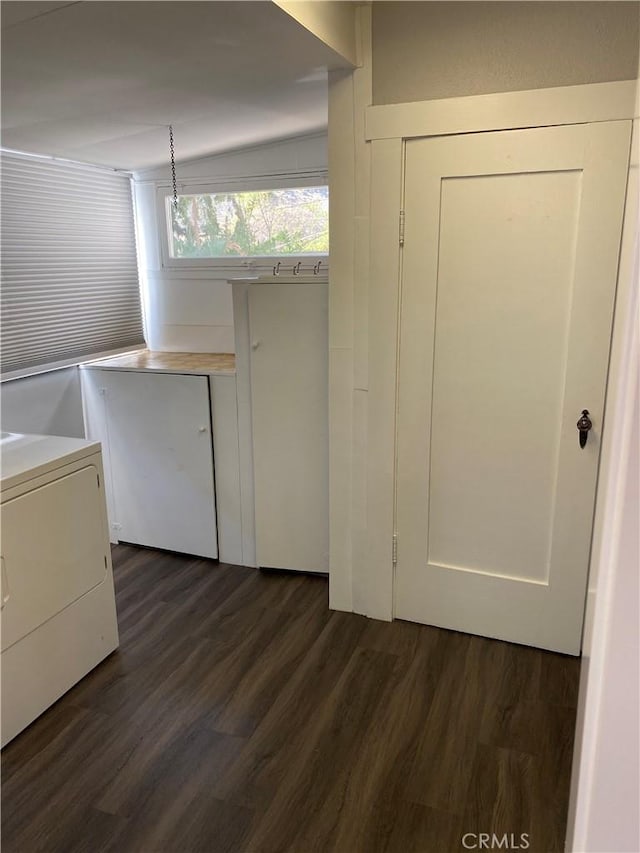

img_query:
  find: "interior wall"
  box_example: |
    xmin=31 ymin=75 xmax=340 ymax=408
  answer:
xmin=566 ymin=105 xmax=640 ymax=853
xmin=372 ymin=1 xmax=640 ymax=105
xmin=327 ymin=4 xmax=372 ymax=614
xmin=0 ymin=368 xmax=85 ymax=438
xmin=133 ymin=134 xmax=327 ymax=354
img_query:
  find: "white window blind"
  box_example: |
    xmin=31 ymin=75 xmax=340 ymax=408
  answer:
xmin=1 ymin=151 xmax=144 ymax=375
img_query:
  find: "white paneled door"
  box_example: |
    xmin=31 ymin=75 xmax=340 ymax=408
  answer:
xmin=395 ymin=122 xmax=631 ymax=654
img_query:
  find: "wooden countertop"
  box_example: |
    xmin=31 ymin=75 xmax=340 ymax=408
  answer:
xmin=82 ymin=350 xmax=236 ymax=375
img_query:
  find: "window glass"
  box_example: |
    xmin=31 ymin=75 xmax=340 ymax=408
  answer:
xmin=168 ymin=186 xmax=329 ymax=259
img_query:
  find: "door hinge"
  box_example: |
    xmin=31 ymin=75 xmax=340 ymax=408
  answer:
xmin=399 ymin=210 xmax=405 ymax=247
xmin=104 ymin=555 xmax=108 ymax=569
xmin=392 ymin=532 xmax=398 ymax=568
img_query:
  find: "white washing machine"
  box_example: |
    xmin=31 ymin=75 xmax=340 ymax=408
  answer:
xmin=1 ymin=432 xmax=119 ymax=747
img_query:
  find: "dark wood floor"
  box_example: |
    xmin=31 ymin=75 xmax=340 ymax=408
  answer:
xmin=2 ymin=544 xmax=580 ymax=853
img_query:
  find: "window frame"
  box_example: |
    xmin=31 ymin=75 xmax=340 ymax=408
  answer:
xmin=156 ymin=172 xmax=329 ymax=273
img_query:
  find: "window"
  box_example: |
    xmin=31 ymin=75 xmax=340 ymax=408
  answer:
xmin=163 ymin=184 xmax=329 ymax=268
xmin=1 ymin=151 xmax=144 ymax=378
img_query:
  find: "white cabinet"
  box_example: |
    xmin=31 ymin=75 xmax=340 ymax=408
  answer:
xmin=232 ymin=278 xmax=329 ymax=573
xmin=82 ymin=369 xmax=218 ymax=559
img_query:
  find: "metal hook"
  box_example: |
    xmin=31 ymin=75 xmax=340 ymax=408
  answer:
xmin=313 ymin=260 xmax=322 ymax=276
xmin=293 ymin=261 xmax=301 ymax=276
xmin=273 ymin=261 xmax=281 ymax=276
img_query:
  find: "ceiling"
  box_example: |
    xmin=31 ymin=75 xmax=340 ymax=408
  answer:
xmin=1 ymin=1 xmax=350 ymax=171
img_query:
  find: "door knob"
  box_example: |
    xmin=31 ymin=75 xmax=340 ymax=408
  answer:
xmin=251 ymin=340 xmax=261 ymax=351
xmin=576 ymin=409 xmax=593 ymax=449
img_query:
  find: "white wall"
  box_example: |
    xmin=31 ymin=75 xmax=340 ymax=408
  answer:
xmin=327 ymin=5 xmax=372 ymax=613
xmin=133 ymin=133 xmax=327 ymax=354
xmin=0 ymin=368 xmax=85 ymax=438
xmin=372 ymin=1 xmax=640 ymax=105
xmin=566 ymin=107 xmax=639 ymax=853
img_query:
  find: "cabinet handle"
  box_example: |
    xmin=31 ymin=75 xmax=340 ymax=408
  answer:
xmin=251 ymin=340 xmax=261 ymax=351
xmin=198 ymin=426 xmax=207 ymax=433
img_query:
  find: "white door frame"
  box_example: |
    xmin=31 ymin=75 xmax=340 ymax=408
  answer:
xmin=361 ymin=80 xmax=637 ymax=622
xmin=365 ymin=80 xmax=637 ymax=142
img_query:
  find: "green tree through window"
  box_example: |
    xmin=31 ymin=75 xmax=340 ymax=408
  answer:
xmin=169 ymin=187 xmax=328 ymax=259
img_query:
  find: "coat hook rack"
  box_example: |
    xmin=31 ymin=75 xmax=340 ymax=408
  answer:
xmin=270 ymin=261 xmax=326 ymax=277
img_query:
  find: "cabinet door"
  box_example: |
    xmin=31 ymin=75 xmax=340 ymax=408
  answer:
xmin=249 ymin=284 xmax=328 ymax=572
xmin=101 ymin=371 xmax=217 ymax=558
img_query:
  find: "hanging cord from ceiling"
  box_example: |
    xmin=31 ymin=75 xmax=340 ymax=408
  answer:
xmin=168 ymin=125 xmax=178 ymax=210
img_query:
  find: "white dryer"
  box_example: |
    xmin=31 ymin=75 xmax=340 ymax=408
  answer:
xmin=1 ymin=433 xmax=119 ymax=747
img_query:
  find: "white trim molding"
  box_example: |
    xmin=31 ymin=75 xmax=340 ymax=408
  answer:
xmin=365 ymin=80 xmax=638 ymax=141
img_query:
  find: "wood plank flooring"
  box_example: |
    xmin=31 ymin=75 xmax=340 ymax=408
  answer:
xmin=1 ymin=545 xmax=580 ymax=853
